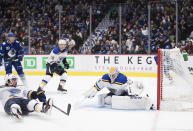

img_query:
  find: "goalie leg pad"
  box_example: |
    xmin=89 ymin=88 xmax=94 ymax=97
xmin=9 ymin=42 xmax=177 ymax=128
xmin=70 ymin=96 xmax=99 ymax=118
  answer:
xmin=112 ymin=95 xmax=152 ymax=110
xmin=98 ymin=94 xmax=112 ymax=106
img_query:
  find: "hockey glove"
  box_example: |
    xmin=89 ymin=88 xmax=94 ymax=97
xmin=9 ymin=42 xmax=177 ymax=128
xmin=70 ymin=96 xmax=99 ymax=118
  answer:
xmin=27 ymin=91 xmax=38 ymax=99
xmin=36 ymin=90 xmax=46 ymax=103
xmin=7 ymin=56 xmax=17 ymax=62
xmin=18 ymin=56 xmax=23 ymax=61
xmin=64 ymin=63 xmax=69 ymax=69
xmin=62 ymin=58 xmax=69 ymax=69
xmin=27 ymin=90 xmax=46 ymax=102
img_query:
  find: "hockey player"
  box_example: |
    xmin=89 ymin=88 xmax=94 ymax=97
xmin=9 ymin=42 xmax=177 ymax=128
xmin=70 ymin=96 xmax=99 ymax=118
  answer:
xmin=38 ymin=39 xmax=69 ymax=93
xmin=83 ymin=67 xmax=153 ymax=110
xmin=0 ymin=74 xmax=53 ymax=119
xmin=0 ymin=32 xmax=27 ymax=86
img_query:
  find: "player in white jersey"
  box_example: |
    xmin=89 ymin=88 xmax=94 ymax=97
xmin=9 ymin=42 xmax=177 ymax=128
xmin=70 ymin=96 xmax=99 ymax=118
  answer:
xmin=83 ymin=67 xmax=153 ymax=110
xmin=0 ymin=74 xmax=53 ymax=119
xmin=38 ymin=39 xmax=69 ymax=93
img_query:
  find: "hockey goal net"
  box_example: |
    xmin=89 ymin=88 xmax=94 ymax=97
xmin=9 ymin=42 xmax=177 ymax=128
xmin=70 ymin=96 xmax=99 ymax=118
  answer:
xmin=157 ymin=48 xmax=193 ymax=111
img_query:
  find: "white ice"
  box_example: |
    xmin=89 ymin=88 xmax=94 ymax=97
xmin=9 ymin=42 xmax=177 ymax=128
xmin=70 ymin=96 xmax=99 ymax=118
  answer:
xmin=1 ymin=75 xmax=193 ymax=131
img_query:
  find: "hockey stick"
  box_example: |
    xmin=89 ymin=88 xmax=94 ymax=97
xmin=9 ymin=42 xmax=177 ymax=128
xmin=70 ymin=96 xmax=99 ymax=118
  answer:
xmin=53 ymin=104 xmax=71 ymax=116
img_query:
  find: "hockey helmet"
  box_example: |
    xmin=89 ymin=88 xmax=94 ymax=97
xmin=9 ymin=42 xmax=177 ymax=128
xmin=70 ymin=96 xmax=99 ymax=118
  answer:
xmin=58 ymin=39 xmax=67 ymax=45
xmin=7 ymin=32 xmax=16 ymax=37
xmin=5 ymin=74 xmax=18 ymax=87
xmin=164 ymin=45 xmax=171 ymax=49
xmin=108 ymin=67 xmax=119 ymax=82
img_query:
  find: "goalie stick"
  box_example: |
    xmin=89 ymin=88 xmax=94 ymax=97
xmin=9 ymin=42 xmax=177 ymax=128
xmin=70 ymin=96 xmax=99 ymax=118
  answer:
xmin=53 ymin=103 xmax=71 ymax=116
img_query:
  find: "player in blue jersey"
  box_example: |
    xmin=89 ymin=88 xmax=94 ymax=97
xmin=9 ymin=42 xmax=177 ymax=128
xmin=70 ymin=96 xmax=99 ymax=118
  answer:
xmin=0 ymin=32 xmax=27 ymax=86
xmin=83 ymin=67 xmax=153 ymax=110
xmin=38 ymin=39 xmax=69 ymax=93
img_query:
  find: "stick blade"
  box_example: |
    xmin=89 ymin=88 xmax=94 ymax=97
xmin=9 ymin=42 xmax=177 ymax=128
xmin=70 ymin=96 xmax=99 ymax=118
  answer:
xmin=67 ymin=104 xmax=71 ymax=116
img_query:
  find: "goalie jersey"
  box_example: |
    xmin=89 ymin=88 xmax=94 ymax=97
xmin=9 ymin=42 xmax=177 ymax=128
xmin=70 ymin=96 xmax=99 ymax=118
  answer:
xmin=94 ymin=73 xmax=128 ymax=96
xmin=46 ymin=47 xmax=68 ymax=64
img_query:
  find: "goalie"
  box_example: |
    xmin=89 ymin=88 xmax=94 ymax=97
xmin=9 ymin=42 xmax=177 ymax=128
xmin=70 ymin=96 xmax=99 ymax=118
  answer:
xmin=84 ymin=67 xmax=153 ymax=110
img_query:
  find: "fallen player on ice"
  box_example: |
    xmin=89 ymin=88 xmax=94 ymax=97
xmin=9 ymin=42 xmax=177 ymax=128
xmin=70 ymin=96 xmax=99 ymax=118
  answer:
xmin=0 ymin=74 xmax=53 ymax=119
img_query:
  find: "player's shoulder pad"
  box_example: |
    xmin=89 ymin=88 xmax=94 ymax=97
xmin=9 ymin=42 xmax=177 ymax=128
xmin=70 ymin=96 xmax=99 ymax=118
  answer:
xmin=52 ymin=47 xmax=61 ymax=54
xmin=14 ymin=41 xmax=21 ymax=46
xmin=101 ymin=74 xmax=110 ymax=82
xmin=8 ymin=88 xmax=21 ymax=94
xmin=114 ymin=73 xmax=127 ymax=85
xmin=15 ymin=40 xmax=20 ymax=44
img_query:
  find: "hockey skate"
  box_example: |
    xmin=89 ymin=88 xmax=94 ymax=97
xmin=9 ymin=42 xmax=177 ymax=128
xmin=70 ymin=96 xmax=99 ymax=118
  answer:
xmin=57 ymin=85 xmax=67 ymax=93
xmin=42 ymin=98 xmax=53 ymax=113
xmin=10 ymin=104 xmax=23 ymax=119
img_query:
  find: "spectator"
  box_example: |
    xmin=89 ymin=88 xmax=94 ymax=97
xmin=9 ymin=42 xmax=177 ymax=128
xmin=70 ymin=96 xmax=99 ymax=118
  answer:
xmin=1 ymin=0 xmax=193 ymax=55
xmin=126 ymin=35 xmax=135 ymax=53
xmin=182 ymin=41 xmax=193 ymax=54
xmin=55 ymin=2 xmax=63 ymax=12
xmin=91 ymin=41 xmax=101 ymax=54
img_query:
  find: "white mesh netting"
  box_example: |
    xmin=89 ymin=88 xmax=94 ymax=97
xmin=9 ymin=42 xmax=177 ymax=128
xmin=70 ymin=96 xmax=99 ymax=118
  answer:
xmin=158 ymin=48 xmax=193 ymax=111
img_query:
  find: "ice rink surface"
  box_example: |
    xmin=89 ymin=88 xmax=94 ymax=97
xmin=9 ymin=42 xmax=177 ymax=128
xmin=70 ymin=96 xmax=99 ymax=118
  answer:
xmin=1 ymin=75 xmax=193 ymax=131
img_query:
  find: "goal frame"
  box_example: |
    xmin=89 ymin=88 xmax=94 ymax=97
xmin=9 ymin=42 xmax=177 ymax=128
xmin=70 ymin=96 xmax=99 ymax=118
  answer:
xmin=157 ymin=48 xmax=193 ymax=110
xmin=157 ymin=49 xmax=162 ymax=110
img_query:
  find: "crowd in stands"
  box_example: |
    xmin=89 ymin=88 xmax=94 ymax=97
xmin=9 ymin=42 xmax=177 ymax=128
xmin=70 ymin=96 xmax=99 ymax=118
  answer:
xmin=89 ymin=0 xmax=193 ymax=55
xmin=0 ymin=0 xmax=193 ymax=54
xmin=0 ymin=0 xmax=111 ymax=54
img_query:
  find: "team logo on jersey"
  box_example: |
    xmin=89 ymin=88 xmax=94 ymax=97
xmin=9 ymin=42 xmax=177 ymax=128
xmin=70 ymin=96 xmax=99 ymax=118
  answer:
xmin=8 ymin=88 xmax=21 ymax=94
xmin=8 ymin=48 xmax=16 ymax=58
xmin=6 ymin=46 xmax=10 ymax=50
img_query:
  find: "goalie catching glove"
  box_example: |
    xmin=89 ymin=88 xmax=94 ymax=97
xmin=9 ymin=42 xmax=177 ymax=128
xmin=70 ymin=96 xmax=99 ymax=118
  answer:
xmin=127 ymin=81 xmax=144 ymax=96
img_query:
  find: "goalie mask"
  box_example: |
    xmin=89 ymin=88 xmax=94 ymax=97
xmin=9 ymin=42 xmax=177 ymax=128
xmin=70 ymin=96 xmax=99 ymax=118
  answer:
xmin=108 ymin=67 xmax=119 ymax=83
xmin=5 ymin=74 xmax=18 ymax=87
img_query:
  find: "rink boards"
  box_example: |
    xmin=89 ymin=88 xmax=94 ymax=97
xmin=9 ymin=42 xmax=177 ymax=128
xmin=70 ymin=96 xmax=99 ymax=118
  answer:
xmin=0 ymin=54 xmax=192 ymax=77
